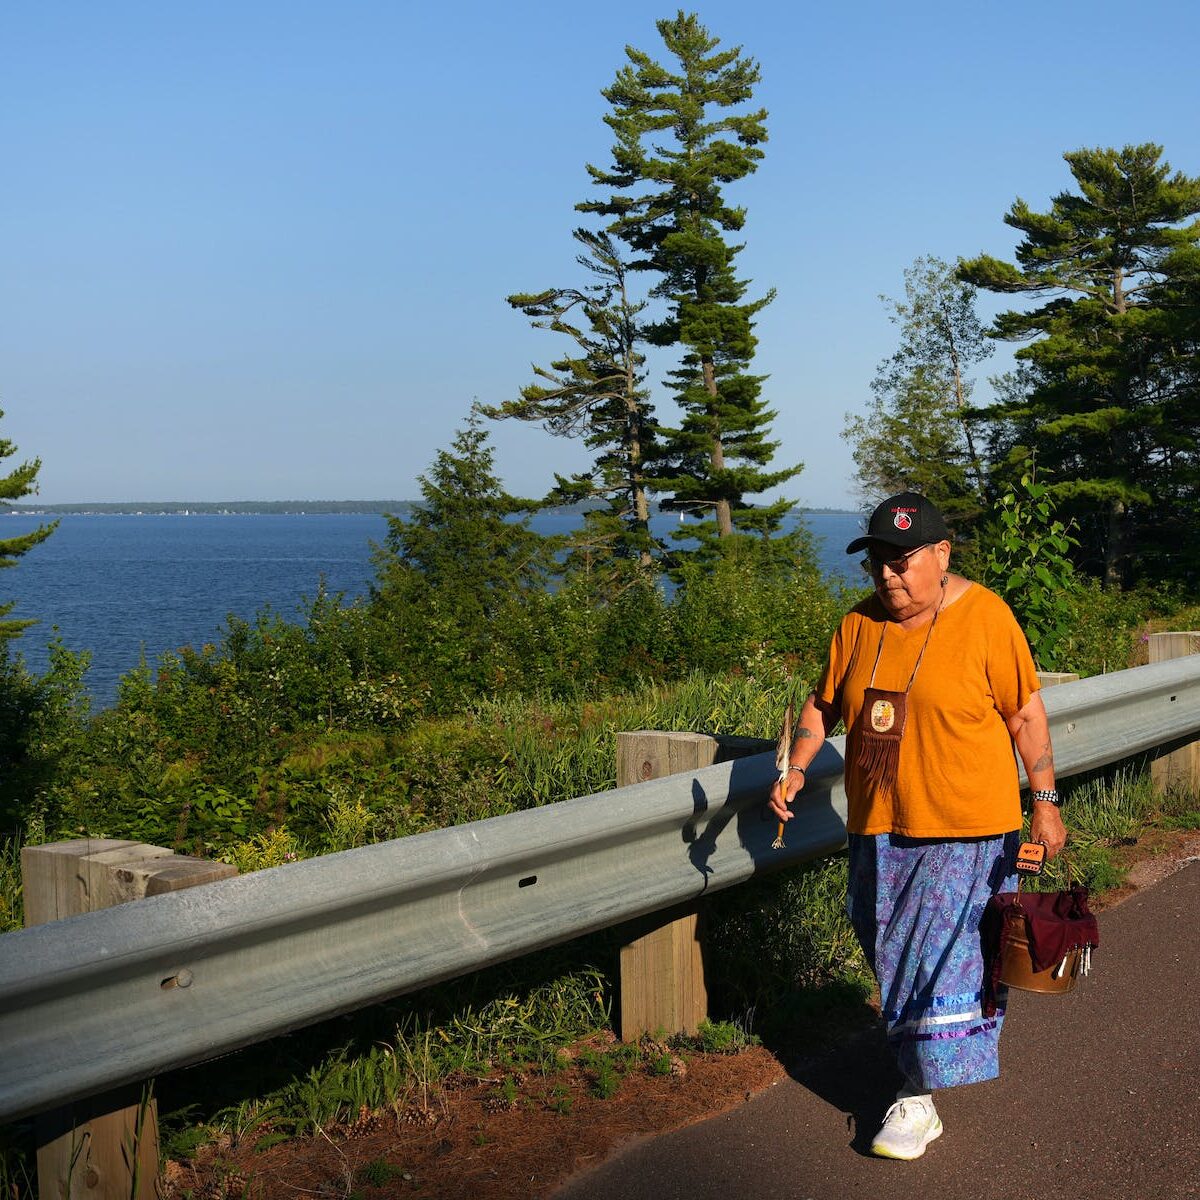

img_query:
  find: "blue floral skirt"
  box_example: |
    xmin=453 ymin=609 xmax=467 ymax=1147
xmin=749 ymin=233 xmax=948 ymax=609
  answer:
xmin=847 ymin=831 xmax=1019 ymax=1091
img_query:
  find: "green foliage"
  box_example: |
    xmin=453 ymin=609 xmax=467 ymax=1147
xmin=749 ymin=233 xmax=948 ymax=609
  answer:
xmin=0 ymin=835 xmax=23 ymax=933
xmin=357 ymin=1159 xmax=402 ymax=1188
xmin=1161 ymin=810 xmax=1200 ymax=831
xmin=1024 ymin=768 xmax=1164 ymax=895
xmin=647 ymin=1050 xmax=673 ymax=1077
xmin=961 ymin=143 xmax=1200 ymax=587
xmin=982 ymin=464 xmax=1082 ymax=670
xmin=321 ymin=785 xmax=376 ymax=853
xmin=0 ymin=638 xmax=92 ymax=837
xmin=373 ymin=408 xmax=553 ymax=611
xmin=1054 ymin=578 xmax=1151 ymax=677
xmin=1062 ymin=768 xmax=1157 ymax=848
xmin=370 ymin=410 xmax=559 ymax=708
xmin=704 ymin=854 xmax=873 ymax=1047
xmin=220 ymin=827 xmax=302 ymax=874
xmin=581 ymin=11 xmax=800 ymax=555
xmin=0 ymin=1126 xmax=35 ymax=1200
xmin=0 ymin=409 xmax=57 ymax=643
xmin=582 ymin=1049 xmax=621 ymax=1099
xmin=692 ymin=1018 xmax=759 ymax=1055
xmin=150 ymin=946 xmax=615 ymax=1152
xmin=669 ymin=549 xmax=842 ymax=677
xmin=843 ymin=256 xmax=992 ymax=534
xmin=489 ymin=230 xmax=662 ymax=579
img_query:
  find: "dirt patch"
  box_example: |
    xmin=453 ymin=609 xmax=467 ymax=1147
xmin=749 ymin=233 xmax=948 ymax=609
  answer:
xmin=1091 ymin=827 xmax=1200 ymax=910
xmin=165 ymin=1038 xmax=784 ymax=1200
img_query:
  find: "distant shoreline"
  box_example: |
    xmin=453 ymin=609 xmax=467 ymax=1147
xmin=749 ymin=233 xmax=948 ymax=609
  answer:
xmin=7 ymin=502 xmax=861 ymax=517
xmin=6 ymin=501 xmax=415 ymax=516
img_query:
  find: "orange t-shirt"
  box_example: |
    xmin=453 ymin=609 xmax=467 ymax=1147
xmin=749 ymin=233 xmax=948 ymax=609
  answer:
xmin=815 ymin=583 xmax=1040 ymax=838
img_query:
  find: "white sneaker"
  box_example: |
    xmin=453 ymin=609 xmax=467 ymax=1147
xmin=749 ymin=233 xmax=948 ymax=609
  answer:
xmin=870 ymin=1096 xmax=943 ymax=1160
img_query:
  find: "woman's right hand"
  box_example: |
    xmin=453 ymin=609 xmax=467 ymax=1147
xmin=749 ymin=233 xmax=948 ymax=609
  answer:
xmin=767 ymin=694 xmax=831 ymax=827
xmin=768 ymin=769 xmax=805 ymax=825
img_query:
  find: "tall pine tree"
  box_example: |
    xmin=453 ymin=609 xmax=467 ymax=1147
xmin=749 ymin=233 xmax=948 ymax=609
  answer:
xmin=0 ymin=411 xmax=56 ymax=640
xmin=373 ymin=407 xmax=552 ymax=610
xmin=960 ymin=144 xmax=1200 ymax=586
xmin=486 ymin=229 xmax=661 ymax=584
xmin=370 ymin=409 xmax=557 ymax=702
xmin=843 ymin=256 xmax=992 ymax=530
xmin=580 ymin=11 xmax=800 ymax=564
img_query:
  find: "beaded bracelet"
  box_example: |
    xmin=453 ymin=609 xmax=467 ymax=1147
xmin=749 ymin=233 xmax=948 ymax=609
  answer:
xmin=1031 ymin=788 xmax=1062 ymax=807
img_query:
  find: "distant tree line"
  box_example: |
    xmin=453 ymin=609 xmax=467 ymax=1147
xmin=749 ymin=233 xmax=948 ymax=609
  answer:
xmin=9 ymin=500 xmax=416 ymax=516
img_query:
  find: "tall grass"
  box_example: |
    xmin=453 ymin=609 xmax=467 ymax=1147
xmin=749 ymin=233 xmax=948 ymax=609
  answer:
xmin=473 ymin=659 xmax=809 ymax=811
xmin=0 ymin=1126 xmax=34 ymax=1200
xmin=0 ymin=837 xmax=23 ymax=934
xmin=1029 ymin=765 xmax=1190 ymax=894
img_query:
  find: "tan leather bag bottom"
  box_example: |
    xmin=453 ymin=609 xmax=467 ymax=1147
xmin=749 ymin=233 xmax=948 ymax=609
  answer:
xmin=998 ymin=911 xmax=1081 ymax=994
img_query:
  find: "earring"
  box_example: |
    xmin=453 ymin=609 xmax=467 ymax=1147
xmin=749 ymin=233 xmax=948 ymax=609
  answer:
xmin=940 ymin=574 xmax=948 ymax=587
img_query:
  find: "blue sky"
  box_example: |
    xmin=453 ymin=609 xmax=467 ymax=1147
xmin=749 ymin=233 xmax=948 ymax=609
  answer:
xmin=2 ymin=0 xmax=1197 ymax=508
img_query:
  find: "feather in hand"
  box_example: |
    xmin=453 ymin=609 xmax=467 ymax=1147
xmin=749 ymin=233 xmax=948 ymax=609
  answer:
xmin=772 ymin=699 xmax=795 ymax=849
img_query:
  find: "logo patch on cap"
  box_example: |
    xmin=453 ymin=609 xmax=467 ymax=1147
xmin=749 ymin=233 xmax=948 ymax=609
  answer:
xmin=893 ymin=511 xmax=913 ymax=531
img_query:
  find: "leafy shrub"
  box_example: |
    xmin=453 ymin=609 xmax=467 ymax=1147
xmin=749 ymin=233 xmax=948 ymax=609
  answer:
xmin=1057 ymin=579 xmax=1155 ymax=677
xmin=982 ymin=466 xmax=1082 ymax=671
xmin=220 ymin=827 xmax=303 ymax=874
xmin=670 ymin=554 xmax=843 ymax=679
xmin=0 ymin=639 xmax=92 ymax=838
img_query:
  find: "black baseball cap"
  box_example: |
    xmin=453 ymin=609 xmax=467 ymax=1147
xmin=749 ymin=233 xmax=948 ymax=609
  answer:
xmin=845 ymin=492 xmax=951 ymax=554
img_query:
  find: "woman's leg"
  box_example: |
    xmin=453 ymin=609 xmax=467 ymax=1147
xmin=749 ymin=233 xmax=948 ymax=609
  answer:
xmin=863 ymin=833 xmax=1018 ymax=1090
xmin=847 ymin=832 xmax=1018 ymax=1157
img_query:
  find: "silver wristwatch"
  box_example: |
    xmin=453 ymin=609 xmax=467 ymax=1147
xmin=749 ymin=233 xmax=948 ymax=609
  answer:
xmin=1031 ymin=788 xmax=1062 ymax=807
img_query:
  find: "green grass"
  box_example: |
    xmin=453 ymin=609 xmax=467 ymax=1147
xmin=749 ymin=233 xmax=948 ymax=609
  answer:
xmin=356 ymin=1158 xmax=402 ymax=1188
xmin=0 ymin=1127 xmax=34 ymax=1200
xmin=1161 ymin=809 xmax=1200 ymax=831
xmin=1026 ymin=766 xmax=1185 ymax=895
xmin=694 ymin=1018 xmax=759 ymax=1055
xmin=0 ymin=837 xmax=23 ymax=934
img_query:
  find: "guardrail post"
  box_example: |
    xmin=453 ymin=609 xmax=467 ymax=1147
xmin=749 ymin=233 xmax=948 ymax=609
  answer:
xmin=21 ymin=839 xmax=237 ymax=1200
xmin=1037 ymin=671 xmax=1080 ymax=688
xmin=614 ymin=731 xmax=771 ymax=1042
xmin=1149 ymin=632 xmax=1200 ymax=795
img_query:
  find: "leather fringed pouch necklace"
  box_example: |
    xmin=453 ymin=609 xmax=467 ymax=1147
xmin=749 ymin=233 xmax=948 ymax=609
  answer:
xmin=856 ymin=584 xmax=945 ymax=797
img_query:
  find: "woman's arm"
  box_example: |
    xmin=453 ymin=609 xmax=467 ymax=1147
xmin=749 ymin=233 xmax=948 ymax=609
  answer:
xmin=768 ymin=693 xmax=838 ymax=824
xmin=1006 ymin=691 xmax=1068 ymax=857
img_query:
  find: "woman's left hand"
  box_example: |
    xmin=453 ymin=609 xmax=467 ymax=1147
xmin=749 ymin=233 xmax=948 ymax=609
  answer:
xmin=1030 ymin=802 xmax=1068 ymax=858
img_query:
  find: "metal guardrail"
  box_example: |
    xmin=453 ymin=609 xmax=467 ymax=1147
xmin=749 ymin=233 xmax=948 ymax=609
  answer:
xmin=2 ymin=655 xmax=1199 ymax=1123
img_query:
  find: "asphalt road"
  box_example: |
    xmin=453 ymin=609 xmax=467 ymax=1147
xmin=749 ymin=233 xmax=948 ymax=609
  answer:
xmin=555 ymin=860 xmax=1200 ymax=1200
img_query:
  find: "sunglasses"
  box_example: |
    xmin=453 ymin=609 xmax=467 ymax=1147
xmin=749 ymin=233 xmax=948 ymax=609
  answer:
xmin=861 ymin=544 xmax=932 ymax=577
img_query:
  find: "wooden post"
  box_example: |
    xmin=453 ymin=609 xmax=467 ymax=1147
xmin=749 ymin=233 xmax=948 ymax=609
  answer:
xmin=1036 ymin=671 xmax=1080 ymax=688
xmin=614 ymin=731 xmax=771 ymax=1042
xmin=1149 ymin=632 xmax=1200 ymax=795
xmin=21 ymin=839 xmax=238 ymax=1200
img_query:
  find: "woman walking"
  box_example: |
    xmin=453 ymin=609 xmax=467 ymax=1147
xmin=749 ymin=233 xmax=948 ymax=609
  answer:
xmin=769 ymin=492 xmax=1067 ymax=1159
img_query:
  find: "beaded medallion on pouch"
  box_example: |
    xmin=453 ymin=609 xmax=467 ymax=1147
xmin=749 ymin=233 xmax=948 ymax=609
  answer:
xmin=855 ymin=588 xmax=944 ymax=797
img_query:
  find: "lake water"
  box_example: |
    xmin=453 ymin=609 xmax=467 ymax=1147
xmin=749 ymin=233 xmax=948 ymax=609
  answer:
xmin=1 ymin=510 xmax=865 ymax=707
